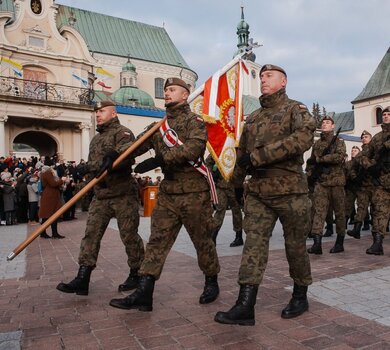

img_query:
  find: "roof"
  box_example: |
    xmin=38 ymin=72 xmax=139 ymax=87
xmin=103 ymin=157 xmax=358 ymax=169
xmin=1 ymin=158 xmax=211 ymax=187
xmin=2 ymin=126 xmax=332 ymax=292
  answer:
xmin=111 ymin=87 xmax=155 ymax=107
xmin=1 ymin=0 xmax=192 ymax=72
xmin=56 ymin=5 xmax=192 ymax=71
xmin=353 ymin=47 xmax=390 ymax=103
xmin=243 ymin=95 xmax=260 ymax=115
xmin=332 ymin=110 xmax=355 ymax=132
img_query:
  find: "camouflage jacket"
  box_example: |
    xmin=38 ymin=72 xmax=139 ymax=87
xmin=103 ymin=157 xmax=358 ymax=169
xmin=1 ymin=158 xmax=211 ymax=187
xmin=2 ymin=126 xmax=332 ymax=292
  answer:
xmin=359 ymin=123 xmax=390 ymax=189
xmin=86 ymin=117 xmax=138 ymax=199
xmin=130 ymin=103 xmax=210 ymax=194
xmin=349 ymin=144 xmax=375 ymax=188
xmin=344 ymin=159 xmax=359 ymax=191
xmin=233 ymin=88 xmax=316 ymax=197
xmin=306 ymin=131 xmax=346 ymax=187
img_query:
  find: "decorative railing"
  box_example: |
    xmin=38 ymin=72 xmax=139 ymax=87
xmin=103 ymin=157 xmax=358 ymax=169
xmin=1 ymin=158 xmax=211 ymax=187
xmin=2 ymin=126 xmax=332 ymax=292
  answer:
xmin=0 ymin=76 xmax=94 ymax=106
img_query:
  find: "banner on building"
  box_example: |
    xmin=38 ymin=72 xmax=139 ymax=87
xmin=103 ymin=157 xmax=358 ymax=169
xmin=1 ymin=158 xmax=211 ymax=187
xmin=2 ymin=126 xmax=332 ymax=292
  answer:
xmin=0 ymin=56 xmax=23 ymax=77
xmin=188 ymin=56 xmax=249 ymax=180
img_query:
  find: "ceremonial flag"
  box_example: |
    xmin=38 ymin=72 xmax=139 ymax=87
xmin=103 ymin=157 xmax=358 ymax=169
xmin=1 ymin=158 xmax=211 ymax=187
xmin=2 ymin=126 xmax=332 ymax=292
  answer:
xmin=72 ymin=72 xmax=89 ymax=87
xmin=0 ymin=56 xmax=23 ymax=77
xmin=188 ymin=56 xmax=249 ymax=180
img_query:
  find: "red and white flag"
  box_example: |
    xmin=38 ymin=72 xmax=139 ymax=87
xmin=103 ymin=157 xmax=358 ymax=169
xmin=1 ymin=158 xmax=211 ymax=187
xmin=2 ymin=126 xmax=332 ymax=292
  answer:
xmin=188 ymin=56 xmax=249 ymax=180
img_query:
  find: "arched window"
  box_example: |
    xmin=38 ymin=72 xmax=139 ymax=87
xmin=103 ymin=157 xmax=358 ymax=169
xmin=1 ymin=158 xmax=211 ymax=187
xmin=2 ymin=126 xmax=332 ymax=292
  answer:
xmin=376 ymin=107 xmax=383 ymax=125
xmin=155 ymin=78 xmax=164 ymax=99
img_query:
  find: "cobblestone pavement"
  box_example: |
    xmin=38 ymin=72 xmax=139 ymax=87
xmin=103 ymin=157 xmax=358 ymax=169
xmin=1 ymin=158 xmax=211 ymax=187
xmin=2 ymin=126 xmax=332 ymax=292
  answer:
xmin=1 ymin=211 xmax=390 ymax=349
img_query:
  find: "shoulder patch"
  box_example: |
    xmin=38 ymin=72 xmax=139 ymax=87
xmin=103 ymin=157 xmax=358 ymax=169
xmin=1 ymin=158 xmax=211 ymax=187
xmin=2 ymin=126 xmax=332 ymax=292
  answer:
xmin=123 ymin=132 xmax=131 ymax=136
xmin=299 ymin=104 xmax=307 ymax=109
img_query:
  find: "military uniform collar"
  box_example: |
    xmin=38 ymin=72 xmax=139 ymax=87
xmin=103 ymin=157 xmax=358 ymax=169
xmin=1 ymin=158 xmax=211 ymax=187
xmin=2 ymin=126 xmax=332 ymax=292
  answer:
xmin=381 ymin=123 xmax=390 ymax=133
xmin=166 ymin=102 xmax=191 ymax=119
xmin=259 ymin=88 xmax=287 ymax=108
xmin=96 ymin=116 xmax=120 ymax=133
xmin=320 ymin=131 xmax=334 ymax=141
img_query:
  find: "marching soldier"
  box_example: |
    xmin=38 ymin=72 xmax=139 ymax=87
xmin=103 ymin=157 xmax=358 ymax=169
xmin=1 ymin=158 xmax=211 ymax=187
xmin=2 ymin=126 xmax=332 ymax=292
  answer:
xmin=307 ymin=116 xmax=347 ymax=254
xmin=344 ymin=146 xmax=360 ymax=226
xmin=347 ymin=131 xmax=375 ymax=239
xmin=358 ymin=108 xmax=390 ymax=255
xmin=109 ymin=78 xmax=220 ymax=312
xmin=56 ymin=101 xmax=145 ymax=296
xmin=214 ymin=64 xmax=316 ymax=325
xmin=206 ymin=155 xmax=244 ymax=246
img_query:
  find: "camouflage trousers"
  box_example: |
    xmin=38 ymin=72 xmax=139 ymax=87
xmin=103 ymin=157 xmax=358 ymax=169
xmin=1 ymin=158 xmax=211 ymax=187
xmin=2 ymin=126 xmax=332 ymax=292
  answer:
xmin=345 ymin=188 xmax=357 ymax=219
xmin=213 ymin=186 xmax=243 ymax=232
xmin=355 ymin=186 xmax=374 ymax=223
xmin=311 ymin=184 xmax=345 ymax=236
xmin=139 ymin=191 xmax=220 ymax=279
xmin=372 ymin=186 xmax=390 ymax=235
xmin=79 ymin=195 xmax=144 ymax=269
xmin=238 ymin=193 xmax=312 ymax=286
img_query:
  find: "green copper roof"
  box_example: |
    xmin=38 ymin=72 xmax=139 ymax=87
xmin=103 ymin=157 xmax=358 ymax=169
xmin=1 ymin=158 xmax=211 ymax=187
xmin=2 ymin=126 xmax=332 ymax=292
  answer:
xmin=353 ymin=47 xmax=390 ymax=103
xmin=333 ymin=111 xmax=354 ymax=132
xmin=56 ymin=5 xmax=191 ymax=71
xmin=110 ymin=87 xmax=155 ymax=107
xmin=243 ymin=95 xmax=260 ymax=115
xmin=0 ymin=0 xmax=14 ymax=13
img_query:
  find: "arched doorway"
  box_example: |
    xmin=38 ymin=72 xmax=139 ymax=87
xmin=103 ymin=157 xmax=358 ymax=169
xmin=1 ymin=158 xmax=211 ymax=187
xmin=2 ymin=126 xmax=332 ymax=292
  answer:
xmin=13 ymin=131 xmax=58 ymax=157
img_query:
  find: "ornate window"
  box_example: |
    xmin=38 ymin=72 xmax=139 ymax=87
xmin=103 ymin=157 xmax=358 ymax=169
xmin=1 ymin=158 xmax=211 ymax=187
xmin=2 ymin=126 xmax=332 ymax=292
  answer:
xmin=376 ymin=107 xmax=383 ymax=125
xmin=155 ymin=78 xmax=164 ymax=99
xmin=30 ymin=0 xmax=42 ymax=15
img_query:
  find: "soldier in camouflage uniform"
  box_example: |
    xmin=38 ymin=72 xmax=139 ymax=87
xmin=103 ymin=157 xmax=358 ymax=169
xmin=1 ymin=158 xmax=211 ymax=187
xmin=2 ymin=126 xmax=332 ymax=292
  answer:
xmin=306 ymin=116 xmax=347 ymax=254
xmin=206 ymin=155 xmax=244 ymax=246
xmin=347 ymin=131 xmax=375 ymax=239
xmin=109 ymin=78 xmax=220 ymax=312
xmin=344 ymin=146 xmax=360 ymax=226
xmin=57 ymin=101 xmax=144 ymax=296
xmin=214 ymin=64 xmax=316 ymax=326
xmin=357 ymin=108 xmax=390 ymax=255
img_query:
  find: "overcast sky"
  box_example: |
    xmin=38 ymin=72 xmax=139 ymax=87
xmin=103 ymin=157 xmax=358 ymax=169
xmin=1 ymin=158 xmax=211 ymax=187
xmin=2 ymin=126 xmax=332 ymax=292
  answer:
xmin=58 ymin=0 xmax=389 ymax=113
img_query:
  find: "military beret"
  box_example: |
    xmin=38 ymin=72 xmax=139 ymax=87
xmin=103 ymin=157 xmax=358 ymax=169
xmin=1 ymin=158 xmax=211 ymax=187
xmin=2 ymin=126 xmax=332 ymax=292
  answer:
xmin=164 ymin=77 xmax=190 ymax=93
xmin=352 ymin=146 xmax=361 ymax=151
xmin=361 ymin=130 xmax=372 ymax=139
xmin=94 ymin=100 xmax=116 ymax=111
xmin=321 ymin=115 xmax=334 ymax=124
xmin=259 ymin=64 xmax=287 ymax=77
xmin=382 ymin=107 xmax=390 ymax=114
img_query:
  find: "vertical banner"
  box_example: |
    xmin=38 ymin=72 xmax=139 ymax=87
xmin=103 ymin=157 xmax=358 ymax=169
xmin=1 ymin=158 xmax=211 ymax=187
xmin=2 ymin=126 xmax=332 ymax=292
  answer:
xmin=188 ymin=57 xmax=249 ymax=180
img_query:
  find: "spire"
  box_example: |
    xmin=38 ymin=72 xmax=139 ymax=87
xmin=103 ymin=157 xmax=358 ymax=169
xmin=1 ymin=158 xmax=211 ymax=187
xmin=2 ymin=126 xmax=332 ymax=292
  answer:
xmin=236 ymin=6 xmax=249 ymax=52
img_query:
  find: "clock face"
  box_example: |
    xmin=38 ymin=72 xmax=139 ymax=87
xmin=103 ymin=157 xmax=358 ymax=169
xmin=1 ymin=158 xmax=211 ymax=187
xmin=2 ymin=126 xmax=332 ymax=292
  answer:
xmin=31 ymin=0 xmax=42 ymax=15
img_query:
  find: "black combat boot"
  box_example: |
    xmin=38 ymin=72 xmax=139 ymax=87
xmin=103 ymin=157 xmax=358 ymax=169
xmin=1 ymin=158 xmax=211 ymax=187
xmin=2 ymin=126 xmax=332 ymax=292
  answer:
xmin=230 ymin=230 xmax=244 ymax=247
xmin=307 ymin=234 xmax=322 ymax=255
xmin=366 ymin=233 xmax=384 ymax=255
xmin=118 ymin=268 xmax=140 ymax=292
xmin=56 ymin=266 xmax=93 ymax=295
xmin=109 ymin=275 xmax=155 ymax=311
xmin=281 ymin=283 xmax=309 ymax=319
xmin=362 ymin=219 xmax=370 ymax=231
xmin=214 ymin=284 xmax=258 ymax=326
xmin=199 ymin=275 xmax=219 ymax=304
xmin=323 ymin=223 xmax=334 ymax=237
xmin=330 ymin=234 xmax=344 ymax=253
xmin=347 ymin=222 xmax=362 ymax=239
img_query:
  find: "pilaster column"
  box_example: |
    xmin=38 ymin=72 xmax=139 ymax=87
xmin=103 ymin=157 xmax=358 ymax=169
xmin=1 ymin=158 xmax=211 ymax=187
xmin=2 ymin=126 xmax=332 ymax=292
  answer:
xmin=0 ymin=115 xmax=8 ymax=156
xmin=79 ymin=122 xmax=91 ymax=160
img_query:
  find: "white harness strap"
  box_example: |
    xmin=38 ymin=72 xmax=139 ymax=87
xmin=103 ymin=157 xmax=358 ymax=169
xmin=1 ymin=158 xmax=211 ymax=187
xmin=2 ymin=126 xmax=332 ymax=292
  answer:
xmin=159 ymin=119 xmax=218 ymax=204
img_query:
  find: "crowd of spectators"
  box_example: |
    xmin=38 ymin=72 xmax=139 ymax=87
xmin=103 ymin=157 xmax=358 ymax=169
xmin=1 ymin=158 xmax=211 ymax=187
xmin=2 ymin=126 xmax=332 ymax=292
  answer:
xmin=0 ymin=154 xmax=162 ymax=225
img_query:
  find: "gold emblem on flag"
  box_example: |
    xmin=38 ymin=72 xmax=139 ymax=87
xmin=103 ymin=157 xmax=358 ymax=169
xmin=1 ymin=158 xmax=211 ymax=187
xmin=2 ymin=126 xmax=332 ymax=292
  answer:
xmin=221 ymin=146 xmax=236 ymax=169
xmin=219 ymin=98 xmax=235 ymax=137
